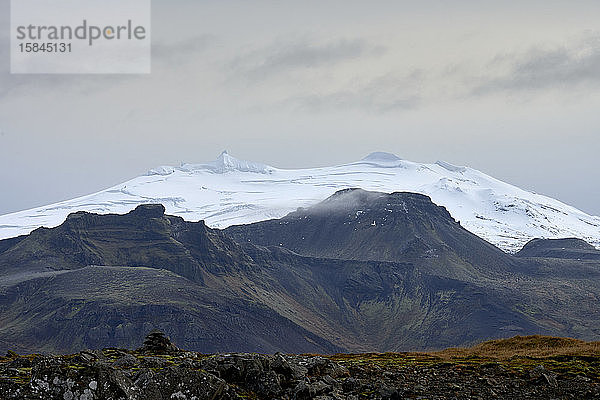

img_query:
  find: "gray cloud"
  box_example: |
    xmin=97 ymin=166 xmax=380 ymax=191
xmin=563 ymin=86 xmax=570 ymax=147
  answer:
xmin=283 ymin=70 xmax=423 ymax=113
xmin=0 ymin=34 xmax=214 ymax=102
xmin=0 ymin=23 xmax=137 ymax=101
xmin=231 ymin=38 xmax=386 ymax=80
xmin=152 ymin=35 xmax=214 ymax=64
xmin=473 ymin=34 xmax=600 ymax=95
xmin=0 ymin=35 xmax=127 ymax=100
xmin=0 ymin=72 xmax=136 ymax=102
xmin=1 ymin=0 xmax=599 ymax=219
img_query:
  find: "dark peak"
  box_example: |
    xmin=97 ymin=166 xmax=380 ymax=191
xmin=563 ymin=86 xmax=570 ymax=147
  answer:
xmin=325 ymin=188 xmax=433 ymax=203
xmin=223 ymin=188 xmax=502 ymax=271
xmin=63 ymin=204 xmax=166 ymax=224
xmin=323 ymin=188 xmax=392 ymax=204
xmin=65 ymin=210 xmax=93 ymax=220
xmin=325 ymin=188 xmax=382 ymax=202
xmin=318 ymin=189 xmax=446 ymax=218
xmin=330 ymin=187 xmax=362 ymax=196
xmin=517 ymin=238 xmax=600 ymax=260
xmin=520 ymin=238 xmax=596 ymax=252
xmin=389 ymin=191 xmax=435 ymax=202
xmin=138 ymin=330 xmax=178 ymax=354
xmin=315 ymin=189 xmax=386 ymax=214
xmin=128 ymin=204 xmax=166 ymax=219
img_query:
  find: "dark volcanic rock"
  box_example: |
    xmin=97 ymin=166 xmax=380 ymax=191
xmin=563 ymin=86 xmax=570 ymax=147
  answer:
xmin=138 ymin=330 xmax=179 ymax=354
xmin=1 ymin=346 xmax=599 ymax=400
xmin=129 ymin=203 xmax=166 ymax=218
xmin=225 ymin=188 xmax=517 ymax=279
xmin=516 ymin=238 xmax=600 ymax=260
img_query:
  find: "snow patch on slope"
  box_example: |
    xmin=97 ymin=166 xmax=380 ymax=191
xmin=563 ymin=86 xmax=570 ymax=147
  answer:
xmin=186 ymin=151 xmax=274 ymax=174
xmin=147 ymin=166 xmax=176 ymax=176
xmin=436 ymin=160 xmax=467 ymax=173
xmin=149 ymin=151 xmax=274 ymax=176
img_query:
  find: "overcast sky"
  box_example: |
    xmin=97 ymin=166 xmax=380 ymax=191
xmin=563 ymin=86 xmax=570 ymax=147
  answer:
xmin=1 ymin=0 xmax=599 ymax=216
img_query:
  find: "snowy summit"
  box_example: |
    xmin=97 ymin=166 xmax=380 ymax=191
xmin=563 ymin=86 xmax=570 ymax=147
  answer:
xmin=0 ymin=151 xmax=598 ymax=253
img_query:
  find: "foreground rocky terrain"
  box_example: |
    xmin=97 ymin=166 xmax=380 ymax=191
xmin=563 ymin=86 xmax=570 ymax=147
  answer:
xmin=1 ymin=332 xmax=599 ymax=399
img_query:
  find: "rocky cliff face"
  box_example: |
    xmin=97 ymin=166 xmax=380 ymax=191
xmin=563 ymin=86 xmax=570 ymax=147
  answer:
xmin=516 ymin=238 xmax=600 ymax=260
xmin=225 ymin=188 xmax=516 ymax=280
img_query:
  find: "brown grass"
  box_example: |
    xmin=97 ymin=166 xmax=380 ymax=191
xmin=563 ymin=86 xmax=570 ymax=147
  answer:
xmin=328 ymin=335 xmax=600 ymax=379
xmin=434 ymin=335 xmax=600 ymax=360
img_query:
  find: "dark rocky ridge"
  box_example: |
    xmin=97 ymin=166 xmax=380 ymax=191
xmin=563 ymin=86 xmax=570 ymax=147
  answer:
xmin=225 ymin=188 xmax=517 ymax=280
xmin=1 ymin=191 xmax=600 ymax=354
xmin=0 ymin=235 xmax=25 ymax=256
xmin=0 ymin=265 xmax=342 ymax=355
xmin=516 ymin=238 xmax=600 ymax=260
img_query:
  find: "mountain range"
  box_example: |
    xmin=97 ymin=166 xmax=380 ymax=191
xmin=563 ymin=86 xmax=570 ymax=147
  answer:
xmin=1 ymin=189 xmax=599 ymax=355
xmin=0 ymin=151 xmax=598 ymax=253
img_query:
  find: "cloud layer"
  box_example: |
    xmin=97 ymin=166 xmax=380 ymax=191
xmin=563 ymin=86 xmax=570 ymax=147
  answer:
xmin=473 ymin=34 xmax=600 ymax=95
xmin=0 ymin=1 xmax=599 ymax=218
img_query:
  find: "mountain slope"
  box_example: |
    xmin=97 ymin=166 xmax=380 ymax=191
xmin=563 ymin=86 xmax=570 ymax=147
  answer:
xmin=0 ymin=201 xmax=537 ymax=353
xmin=0 ymin=266 xmax=342 ymax=354
xmin=516 ymin=238 xmax=600 ymax=260
xmin=0 ymin=151 xmax=598 ymax=253
xmin=225 ymin=188 xmax=516 ymax=280
xmin=0 ymin=204 xmax=252 ymax=283
xmin=1 ymin=193 xmax=600 ymax=354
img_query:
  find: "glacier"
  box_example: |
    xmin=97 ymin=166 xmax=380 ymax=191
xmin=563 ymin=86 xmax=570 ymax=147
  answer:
xmin=0 ymin=150 xmax=598 ymax=253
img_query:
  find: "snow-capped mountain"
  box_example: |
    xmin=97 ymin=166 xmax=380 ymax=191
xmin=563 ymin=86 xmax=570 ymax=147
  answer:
xmin=0 ymin=151 xmax=598 ymax=253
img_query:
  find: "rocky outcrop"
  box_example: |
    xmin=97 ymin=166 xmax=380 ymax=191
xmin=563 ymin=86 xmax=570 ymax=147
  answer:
xmin=137 ymin=330 xmax=179 ymax=354
xmin=224 ymin=188 xmax=517 ymax=279
xmin=516 ymin=238 xmax=600 ymax=260
xmin=1 ymin=343 xmax=599 ymax=400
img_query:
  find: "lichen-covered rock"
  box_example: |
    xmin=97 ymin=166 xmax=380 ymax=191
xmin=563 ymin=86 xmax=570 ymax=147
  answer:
xmin=134 ymin=367 xmax=231 ymax=400
xmin=1 ymin=340 xmax=600 ymax=399
xmin=112 ymin=354 xmax=139 ymax=369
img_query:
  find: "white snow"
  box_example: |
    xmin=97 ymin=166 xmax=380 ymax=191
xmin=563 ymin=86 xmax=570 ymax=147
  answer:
xmin=180 ymin=150 xmax=274 ymax=174
xmin=0 ymin=151 xmax=598 ymax=253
